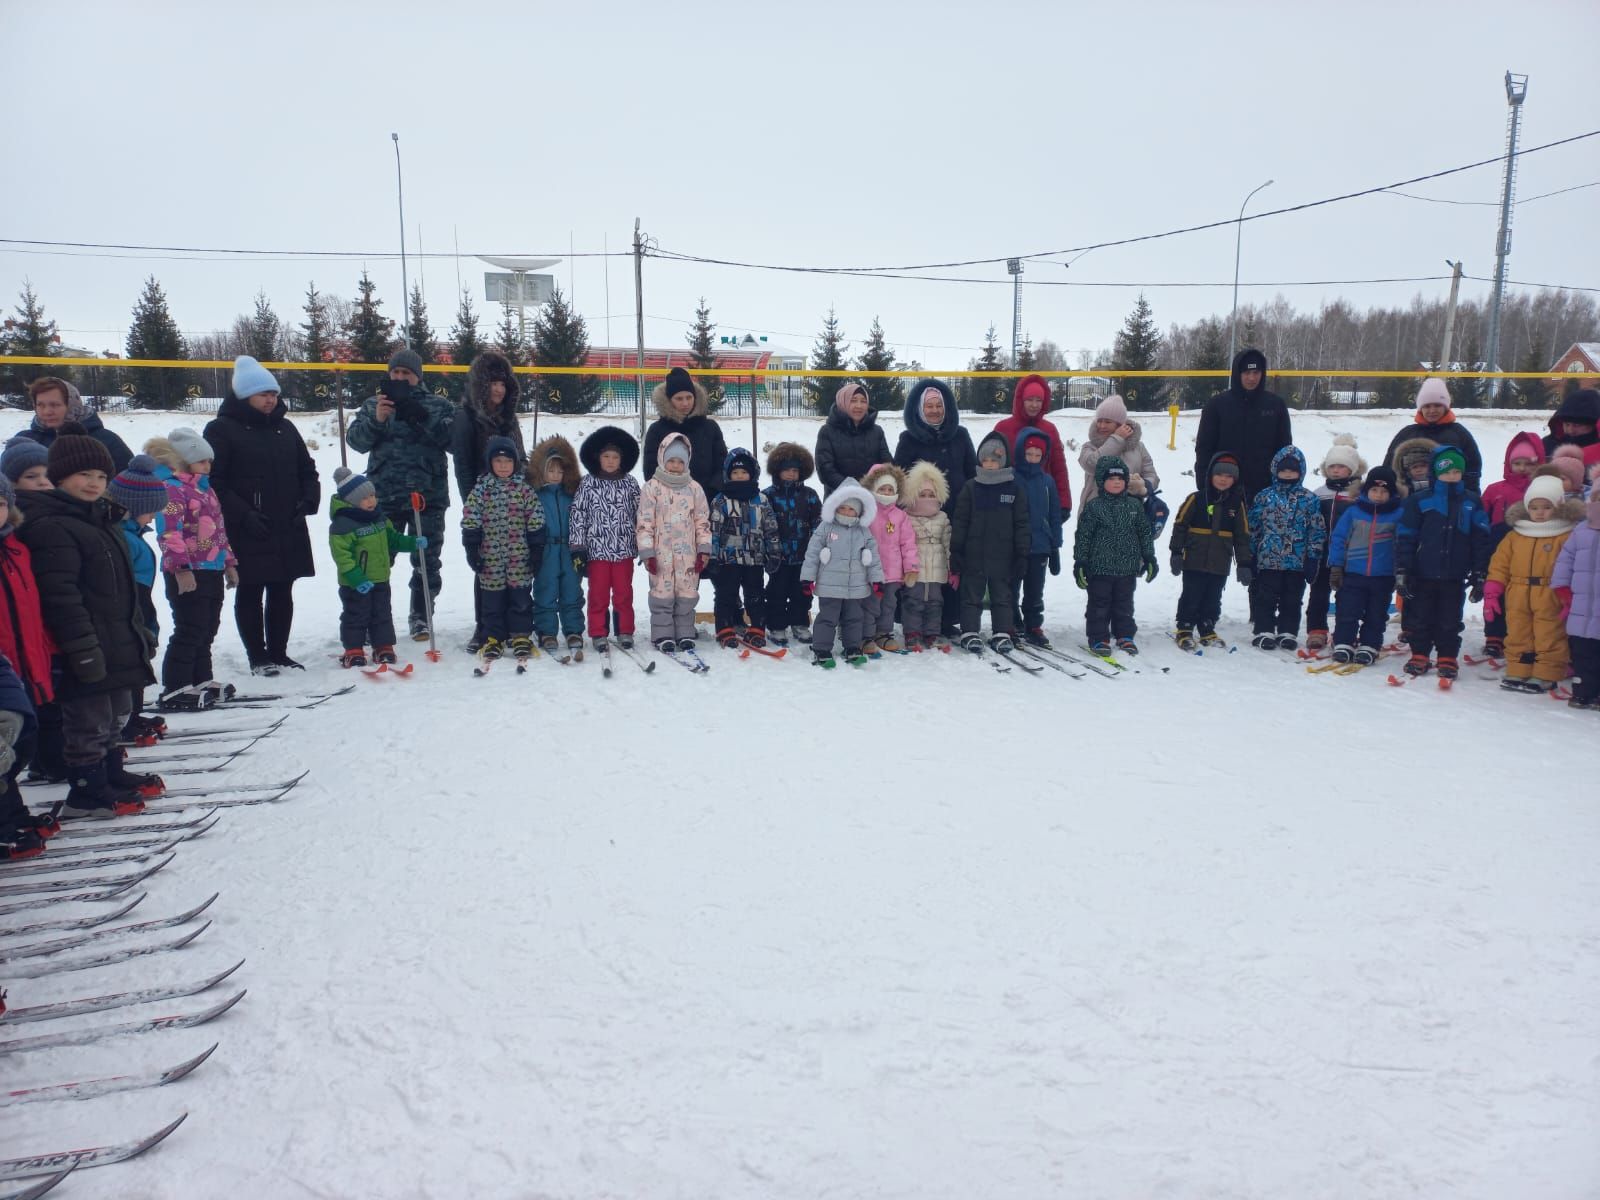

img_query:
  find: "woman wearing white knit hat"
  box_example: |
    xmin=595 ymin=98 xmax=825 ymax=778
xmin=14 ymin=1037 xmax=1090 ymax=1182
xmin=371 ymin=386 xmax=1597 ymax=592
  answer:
xmin=1381 ymin=377 xmax=1484 ymax=495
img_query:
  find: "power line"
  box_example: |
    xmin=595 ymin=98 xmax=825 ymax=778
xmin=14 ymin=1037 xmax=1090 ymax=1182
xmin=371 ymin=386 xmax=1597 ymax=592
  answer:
xmin=1379 ymin=178 xmax=1600 ymax=207
xmin=0 ymin=239 xmax=630 ymax=261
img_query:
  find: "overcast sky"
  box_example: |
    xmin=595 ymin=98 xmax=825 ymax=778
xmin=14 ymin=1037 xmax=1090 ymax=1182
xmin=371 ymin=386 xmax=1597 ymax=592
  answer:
xmin=5 ymin=0 xmax=1597 ymax=367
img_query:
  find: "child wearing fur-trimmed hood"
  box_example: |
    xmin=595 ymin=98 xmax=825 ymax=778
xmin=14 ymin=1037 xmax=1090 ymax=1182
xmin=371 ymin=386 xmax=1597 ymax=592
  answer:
xmin=902 ymin=461 xmax=952 ymax=650
xmin=761 ymin=442 xmax=823 ymax=647
xmin=861 ymin=463 xmax=918 ymax=653
xmin=570 ymin=426 xmax=641 ymax=650
xmin=1486 ymin=474 xmax=1584 ymax=693
xmin=800 ymin=479 xmax=884 ymax=666
xmin=1305 ymin=434 xmax=1367 ymax=651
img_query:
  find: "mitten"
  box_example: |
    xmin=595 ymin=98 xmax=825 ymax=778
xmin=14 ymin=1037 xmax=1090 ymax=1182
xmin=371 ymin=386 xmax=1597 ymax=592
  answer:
xmin=801 ymin=580 xmax=815 ymax=598
xmin=174 ymin=569 xmax=197 ymax=594
xmin=525 ymin=530 xmax=547 ymax=559
xmin=1048 ymin=552 xmax=1061 ymax=576
xmin=414 ymin=535 xmax=429 ymax=550
xmin=695 ymin=552 xmax=710 ymax=574
xmin=903 ymin=570 xmax=919 ymax=587
xmin=1555 ymin=585 xmax=1574 ymax=622
xmin=1329 ymin=566 xmax=1345 ymax=592
xmin=1142 ymin=559 xmax=1158 ymax=583
xmin=1073 ymin=563 xmax=1088 ymax=590
xmin=1468 ymin=571 xmax=1486 ymax=604
xmin=571 ymin=552 xmax=587 ymax=575
xmin=1236 ymin=565 xmax=1253 ymax=587
xmin=463 ymin=532 xmax=483 ymax=573
xmin=355 ymin=581 xmax=374 ymax=595
xmin=872 ymin=582 xmax=884 ymax=598
xmin=1482 ymin=579 xmax=1505 ymax=622
xmin=1060 ymin=506 xmax=1072 ymax=525
xmin=68 ymin=645 xmax=106 ymax=684
xmin=1170 ymin=554 xmax=1183 ymax=577
xmin=860 ymin=546 xmax=874 ymax=566
xmin=644 ymin=556 xmax=659 ymax=576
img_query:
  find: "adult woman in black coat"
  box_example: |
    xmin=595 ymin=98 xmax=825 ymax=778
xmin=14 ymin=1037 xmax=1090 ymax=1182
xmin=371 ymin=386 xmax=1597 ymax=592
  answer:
xmin=643 ymin=367 xmax=727 ymax=500
xmin=203 ymin=357 xmax=320 ymax=672
xmin=451 ymin=350 xmax=526 ymax=504
xmin=814 ymin=382 xmax=891 ymax=495
xmin=20 ymin=377 xmax=133 ymax=473
xmin=892 ymin=379 xmax=975 ymax=636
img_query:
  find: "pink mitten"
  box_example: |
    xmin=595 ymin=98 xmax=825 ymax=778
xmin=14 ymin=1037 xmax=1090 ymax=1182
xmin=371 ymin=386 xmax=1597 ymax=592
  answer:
xmin=1554 ymin=585 xmax=1573 ymax=623
xmin=1482 ymin=579 xmax=1505 ymax=622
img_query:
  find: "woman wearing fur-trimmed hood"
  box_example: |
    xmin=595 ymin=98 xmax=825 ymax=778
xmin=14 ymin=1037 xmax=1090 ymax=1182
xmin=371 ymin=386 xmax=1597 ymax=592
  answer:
xmin=451 ymin=350 xmax=526 ymax=504
xmin=643 ymin=366 xmax=727 ymax=502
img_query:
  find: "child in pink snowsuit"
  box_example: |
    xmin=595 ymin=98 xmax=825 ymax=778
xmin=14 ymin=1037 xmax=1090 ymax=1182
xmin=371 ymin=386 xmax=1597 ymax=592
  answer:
xmin=862 ymin=463 xmax=918 ymax=652
xmin=637 ymin=432 xmax=711 ymax=650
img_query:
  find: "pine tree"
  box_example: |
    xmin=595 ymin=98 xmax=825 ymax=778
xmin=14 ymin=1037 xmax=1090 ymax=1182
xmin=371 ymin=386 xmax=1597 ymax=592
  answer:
xmin=856 ymin=316 xmax=904 ymax=414
xmin=245 ymin=291 xmax=282 ymax=363
xmin=1 ymin=280 xmax=66 ymax=394
xmin=447 ymin=290 xmax=487 ymax=403
xmin=684 ymin=297 xmax=723 ymax=413
xmin=494 ymin=304 xmax=528 ymax=367
xmin=296 ymin=283 xmax=336 ymax=410
xmin=961 ymin=326 xmax=1007 ymax=413
xmin=1183 ymin=318 xmax=1228 ymax=409
xmin=124 ymin=276 xmax=189 ymax=410
xmin=530 ymin=285 xmax=601 ymax=415
xmin=1513 ymin=331 xmax=1549 ymax=409
xmin=804 ymin=308 xmax=851 ymax=415
xmin=344 ymin=271 xmax=395 ymax=365
xmin=1016 ymin=337 xmax=1035 ymax=371
xmin=1450 ymin=334 xmax=1484 ymax=409
xmin=1111 ymin=293 xmax=1164 ymax=410
xmin=405 ymin=284 xmax=438 ymax=366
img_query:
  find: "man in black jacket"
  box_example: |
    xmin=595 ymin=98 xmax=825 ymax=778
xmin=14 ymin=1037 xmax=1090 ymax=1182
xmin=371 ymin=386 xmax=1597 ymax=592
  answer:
xmin=1194 ymin=348 xmax=1293 ymax=501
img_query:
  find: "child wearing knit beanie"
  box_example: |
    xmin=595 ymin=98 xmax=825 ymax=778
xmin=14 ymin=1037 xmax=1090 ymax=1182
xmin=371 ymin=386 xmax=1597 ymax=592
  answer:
xmin=1487 ymin=474 xmax=1584 ymax=693
xmin=107 ymin=455 xmax=166 ymax=740
xmin=328 ymin=466 xmax=422 ymax=668
xmin=1305 ymin=434 xmax=1368 ymax=650
xmin=0 ymin=436 xmax=50 ymax=494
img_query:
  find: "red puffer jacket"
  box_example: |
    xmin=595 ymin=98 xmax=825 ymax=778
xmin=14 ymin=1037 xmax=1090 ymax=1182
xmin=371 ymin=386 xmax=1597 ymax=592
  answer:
xmin=993 ymin=374 xmax=1073 ymax=517
xmin=0 ymin=531 xmax=55 ymax=706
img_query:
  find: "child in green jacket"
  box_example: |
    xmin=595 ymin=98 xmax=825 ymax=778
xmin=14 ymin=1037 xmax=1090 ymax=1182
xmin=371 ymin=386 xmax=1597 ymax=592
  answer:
xmin=329 ymin=467 xmax=423 ymax=667
xmin=1072 ymin=456 xmax=1157 ymax=655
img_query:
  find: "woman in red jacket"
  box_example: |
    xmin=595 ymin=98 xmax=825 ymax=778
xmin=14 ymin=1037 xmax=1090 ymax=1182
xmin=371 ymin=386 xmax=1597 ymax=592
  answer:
xmin=0 ymin=475 xmax=58 ymax=845
xmin=994 ymin=374 xmax=1073 ymax=524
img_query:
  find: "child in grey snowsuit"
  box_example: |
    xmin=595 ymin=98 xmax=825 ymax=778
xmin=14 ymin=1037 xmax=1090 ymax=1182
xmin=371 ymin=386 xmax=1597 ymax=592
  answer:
xmin=800 ymin=478 xmax=885 ymax=665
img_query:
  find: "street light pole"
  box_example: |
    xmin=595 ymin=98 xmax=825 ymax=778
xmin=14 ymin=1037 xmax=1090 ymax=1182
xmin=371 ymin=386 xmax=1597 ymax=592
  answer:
xmin=1228 ymin=179 xmax=1274 ymax=366
xmin=392 ymin=133 xmax=410 ymax=348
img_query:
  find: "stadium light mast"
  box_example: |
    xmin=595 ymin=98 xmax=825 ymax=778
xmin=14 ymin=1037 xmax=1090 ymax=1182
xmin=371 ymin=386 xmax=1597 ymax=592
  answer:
xmin=1007 ymin=259 xmax=1024 ymax=367
xmin=1485 ymin=71 xmax=1529 ymax=394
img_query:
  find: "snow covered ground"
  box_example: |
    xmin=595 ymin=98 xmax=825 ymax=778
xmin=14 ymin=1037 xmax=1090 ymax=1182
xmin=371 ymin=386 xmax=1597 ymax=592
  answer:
xmin=2 ymin=405 xmax=1597 ymax=1199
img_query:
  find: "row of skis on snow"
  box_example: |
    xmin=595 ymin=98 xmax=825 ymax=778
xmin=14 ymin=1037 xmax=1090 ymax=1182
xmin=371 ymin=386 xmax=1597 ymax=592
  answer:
xmin=0 ymin=682 xmax=342 ymax=1194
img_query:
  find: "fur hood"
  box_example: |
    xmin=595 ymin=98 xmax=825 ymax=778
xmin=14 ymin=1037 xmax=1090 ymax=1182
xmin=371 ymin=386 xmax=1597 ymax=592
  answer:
xmin=578 ymin=425 xmax=640 ymax=477
xmin=465 ymin=350 xmax=522 ymax=435
xmin=527 ymin=435 xmax=579 ymax=496
xmin=651 ymin=377 xmax=709 ymax=422
xmin=821 ymin=478 xmax=878 ymax=525
xmin=1085 ymin=418 xmax=1144 ymax=451
xmin=904 ymin=460 xmax=949 ymax=508
xmin=861 ymin=462 xmax=907 ymax=504
xmin=1389 ymin=435 xmax=1438 ymax=495
xmin=764 ymin=441 xmax=814 ymax=482
xmin=1505 ymin=496 xmax=1586 ymax=534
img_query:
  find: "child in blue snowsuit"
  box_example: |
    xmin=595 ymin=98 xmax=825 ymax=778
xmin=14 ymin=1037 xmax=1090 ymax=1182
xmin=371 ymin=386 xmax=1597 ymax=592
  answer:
xmin=761 ymin=442 xmax=823 ymax=646
xmin=1395 ymin=445 xmax=1491 ymax=680
xmin=1013 ymin=429 xmax=1064 ymax=640
xmin=527 ymin=437 xmax=585 ymax=652
xmin=1327 ymin=466 xmax=1403 ymax=665
xmin=1246 ymin=445 xmax=1327 ymax=651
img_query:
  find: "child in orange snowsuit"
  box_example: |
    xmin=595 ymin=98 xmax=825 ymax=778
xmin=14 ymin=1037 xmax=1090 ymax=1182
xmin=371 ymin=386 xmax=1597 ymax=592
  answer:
xmin=1484 ymin=474 xmax=1584 ymax=693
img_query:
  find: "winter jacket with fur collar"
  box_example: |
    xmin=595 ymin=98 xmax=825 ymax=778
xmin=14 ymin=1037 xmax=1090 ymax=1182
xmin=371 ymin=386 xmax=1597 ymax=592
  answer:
xmin=452 ymin=350 xmax=526 ymax=504
xmin=643 ymin=379 xmax=726 ymax=501
xmin=1078 ymin=420 xmax=1159 ymax=506
xmin=801 ymin=481 xmax=885 ymax=600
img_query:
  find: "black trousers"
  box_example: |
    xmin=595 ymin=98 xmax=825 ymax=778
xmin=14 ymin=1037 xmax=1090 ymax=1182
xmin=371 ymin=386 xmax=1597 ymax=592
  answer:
xmin=1085 ymin=574 xmax=1136 ymax=643
xmin=1016 ymin=554 xmax=1050 ymax=631
xmin=1404 ymin=578 xmax=1467 ymax=659
xmin=1249 ymin=568 xmax=1308 ymax=636
xmin=713 ymin=564 xmax=767 ymax=631
xmin=234 ymin=577 xmax=296 ymax=663
xmin=29 ymin=699 xmax=65 ymax=776
xmin=1305 ymin=566 xmax=1333 ymax=634
xmin=764 ymin=563 xmax=811 ymax=630
xmin=1175 ymin=571 xmax=1227 ymax=634
xmin=1331 ymin=574 xmax=1394 ymax=650
xmin=339 ymin=582 xmax=397 ymax=650
xmin=959 ymin=571 xmax=1016 ymax=636
xmin=479 ymin=583 xmax=533 ymax=641
xmin=1568 ymin=635 xmax=1600 ymax=703
xmin=383 ymin=502 xmax=445 ymax=622
xmin=162 ymin=572 xmax=225 ymax=690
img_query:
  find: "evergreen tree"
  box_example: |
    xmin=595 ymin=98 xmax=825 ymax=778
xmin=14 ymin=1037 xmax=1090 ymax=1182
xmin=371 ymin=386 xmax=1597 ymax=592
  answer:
xmin=245 ymin=291 xmax=282 ymax=363
xmin=447 ymin=289 xmax=487 ymax=403
xmin=405 ymin=283 xmax=438 ymax=366
xmin=494 ymin=304 xmax=528 ymax=367
xmin=856 ymin=316 xmax=904 ymax=414
xmin=1450 ymin=334 xmax=1484 ymax=409
xmin=296 ymin=283 xmax=336 ymax=410
xmin=1111 ymin=293 xmax=1164 ymax=410
xmin=1183 ymin=318 xmax=1228 ymax=409
xmin=530 ymin=285 xmax=600 ymax=415
xmin=344 ymin=271 xmax=395 ymax=365
xmin=1 ymin=280 xmax=67 ymax=395
xmin=805 ymin=308 xmax=851 ymax=416
xmin=960 ymin=326 xmax=1007 ymax=413
xmin=1016 ymin=337 xmax=1036 ymax=371
xmin=124 ymin=276 xmax=190 ymax=410
xmin=1513 ymin=332 xmax=1549 ymax=409
xmin=685 ymin=298 xmax=723 ymax=413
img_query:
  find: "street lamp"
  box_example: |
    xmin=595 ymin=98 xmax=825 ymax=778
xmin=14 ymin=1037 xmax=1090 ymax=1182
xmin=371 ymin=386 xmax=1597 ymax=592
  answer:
xmin=392 ymin=133 xmax=409 ymax=347
xmin=1228 ymin=179 xmax=1273 ymax=366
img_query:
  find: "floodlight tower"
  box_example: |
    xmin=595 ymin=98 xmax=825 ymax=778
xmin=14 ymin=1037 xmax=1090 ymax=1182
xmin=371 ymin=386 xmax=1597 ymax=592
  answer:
xmin=1485 ymin=71 xmax=1528 ymax=384
xmin=1007 ymin=258 xmax=1023 ymax=366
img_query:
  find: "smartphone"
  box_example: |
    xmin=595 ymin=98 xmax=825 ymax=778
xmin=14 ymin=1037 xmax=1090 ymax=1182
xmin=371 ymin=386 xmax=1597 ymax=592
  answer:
xmin=379 ymin=378 xmax=409 ymax=402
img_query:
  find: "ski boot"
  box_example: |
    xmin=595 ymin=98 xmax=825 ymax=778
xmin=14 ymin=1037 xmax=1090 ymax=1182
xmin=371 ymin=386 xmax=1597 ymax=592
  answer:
xmin=374 ymin=645 xmax=399 ymax=666
xmin=1276 ymin=634 xmax=1298 ymax=652
xmin=340 ymin=648 xmax=368 ymax=669
xmin=540 ymin=635 xmax=561 ymax=654
xmin=566 ymin=633 xmax=585 ymax=656
xmin=1436 ymin=655 xmax=1459 ymax=682
xmin=676 ymin=637 xmax=698 ymax=654
xmin=1116 ymin=637 xmax=1139 ymax=656
xmin=842 ymin=646 xmax=869 ymax=667
xmin=617 ymin=633 xmax=635 ymax=651
xmin=478 ymin=639 xmax=503 ymax=662
xmin=1403 ymin=653 xmax=1431 ymax=677
xmin=988 ymin=633 xmax=1015 ymax=654
xmin=1023 ymin=627 xmax=1052 ymax=649
xmin=812 ymin=648 xmax=836 ymax=669
xmin=1198 ymin=628 xmax=1226 ymax=650
xmin=959 ymin=632 xmax=984 ymax=655
xmin=1088 ymin=640 xmax=1114 ymax=656
xmin=1306 ymin=629 xmax=1329 ymax=652
xmin=106 ymin=747 xmax=164 ymax=799
xmin=1174 ymin=627 xmax=1197 ymax=652
xmin=653 ymin=637 xmax=677 ymax=654
xmin=509 ymin=636 xmax=535 ymax=663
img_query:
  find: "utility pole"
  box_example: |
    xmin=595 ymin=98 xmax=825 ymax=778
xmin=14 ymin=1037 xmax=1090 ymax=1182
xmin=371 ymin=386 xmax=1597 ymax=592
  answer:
xmin=1439 ymin=260 xmax=1464 ymax=370
xmin=633 ymin=219 xmax=647 ymax=441
xmin=1485 ymin=71 xmax=1528 ymax=395
xmin=1228 ymin=179 xmax=1273 ymax=366
xmin=391 ymin=133 xmax=409 ymax=348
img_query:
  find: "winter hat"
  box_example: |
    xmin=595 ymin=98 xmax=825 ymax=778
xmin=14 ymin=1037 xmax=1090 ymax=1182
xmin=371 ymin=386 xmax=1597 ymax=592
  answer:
xmin=1095 ymin=394 xmax=1129 ymax=423
xmin=484 ymin=436 xmax=520 ymax=470
xmin=231 ymin=355 xmax=279 ymax=399
xmin=1019 ymin=429 xmax=1050 ymax=459
xmin=662 ymin=439 xmax=691 ymax=466
xmin=1318 ymin=433 xmax=1366 ymax=478
xmin=977 ymin=432 xmax=1009 ymax=466
xmin=387 ymin=347 xmax=424 ymax=379
xmin=0 ymin=436 xmax=49 ymax=483
xmin=1415 ymin=377 xmax=1452 ymax=411
xmin=0 ymin=473 xmax=14 ymax=512
xmin=1550 ymin=445 xmax=1586 ymax=493
xmin=1235 ymin=349 xmax=1267 ymax=375
xmin=723 ymin=447 xmax=760 ymax=480
xmin=108 ymin=454 xmax=168 ymax=516
xmin=1431 ymin=446 xmax=1466 ymax=476
xmin=1361 ymin=466 xmax=1399 ymax=496
xmin=1210 ymin=454 xmax=1241 ymax=481
xmin=1098 ymin=457 xmax=1130 ymax=485
xmin=166 ymin=427 xmax=214 ymax=467
xmin=333 ymin=465 xmax=376 ymax=505
xmin=1524 ymin=474 xmax=1564 ymax=509
xmin=663 ymin=367 xmax=695 ymax=399
xmin=46 ymin=421 xmax=115 ymax=483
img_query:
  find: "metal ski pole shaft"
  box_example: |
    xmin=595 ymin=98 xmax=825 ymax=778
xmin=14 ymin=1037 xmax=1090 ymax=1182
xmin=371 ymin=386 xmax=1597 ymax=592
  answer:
xmin=410 ymin=491 xmax=441 ymax=662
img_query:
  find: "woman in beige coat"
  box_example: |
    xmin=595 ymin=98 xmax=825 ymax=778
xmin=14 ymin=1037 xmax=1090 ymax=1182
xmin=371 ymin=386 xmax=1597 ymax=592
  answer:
xmin=1078 ymin=395 xmax=1160 ymax=505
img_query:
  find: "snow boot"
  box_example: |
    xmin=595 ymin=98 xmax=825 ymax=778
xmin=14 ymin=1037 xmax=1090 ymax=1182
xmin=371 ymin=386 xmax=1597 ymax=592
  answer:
xmin=791 ymin=624 xmax=813 ymax=645
xmin=617 ymin=634 xmax=635 ymax=650
xmin=249 ymin=660 xmax=280 ymax=678
xmin=1500 ymin=676 xmax=1542 ymax=694
xmin=988 ymin=633 xmax=1015 ymax=654
xmin=1198 ymin=628 xmax=1226 ymax=649
xmin=59 ymin=763 xmax=134 ymax=820
xmin=566 ymin=633 xmax=585 ymax=655
xmin=1023 ymin=627 xmax=1052 ymax=649
xmin=767 ymin=628 xmax=788 ymax=647
xmin=509 ymin=636 xmax=535 ymax=661
xmin=1306 ymin=629 xmax=1329 ymax=651
xmin=106 ymin=748 xmax=164 ymax=799
xmin=478 ymin=639 xmax=503 ymax=662
xmin=653 ymin=637 xmax=676 ymax=653
xmin=340 ymin=648 xmax=368 ymax=669
xmin=2 ymin=827 xmax=46 ymax=860
xmin=903 ymin=632 xmax=922 ymax=652
xmin=409 ymin=614 xmax=430 ymax=642
xmin=272 ymin=655 xmax=305 ymax=671
xmin=1088 ymin=640 xmax=1114 ymax=656
xmin=1174 ymin=627 xmax=1197 ymax=652
xmin=1436 ymin=655 xmax=1459 ymax=681
xmin=1116 ymin=637 xmax=1140 ymax=656
xmin=1251 ymin=633 xmax=1277 ymax=651
xmin=466 ymin=627 xmax=486 ymax=654
xmin=540 ymin=635 xmax=560 ymax=654
xmin=716 ymin=627 xmax=741 ymax=649
xmin=1332 ymin=644 xmax=1355 ymax=664
xmin=1355 ymin=646 xmax=1379 ymax=666
xmin=1482 ymin=636 xmax=1505 ymax=659
xmin=1276 ymin=634 xmax=1299 ymax=651
xmin=677 ymin=637 xmax=698 ymax=653
xmin=959 ymin=632 xmax=984 ymax=654
xmin=1403 ymin=653 xmax=1431 ymax=677
xmin=745 ymin=627 xmax=768 ymax=648
xmin=158 ymin=690 xmax=208 ymax=712
xmin=812 ymin=648 xmax=836 ymax=669
xmin=200 ymin=681 xmax=236 ymax=704
xmin=1567 ymin=695 xmax=1600 ymax=711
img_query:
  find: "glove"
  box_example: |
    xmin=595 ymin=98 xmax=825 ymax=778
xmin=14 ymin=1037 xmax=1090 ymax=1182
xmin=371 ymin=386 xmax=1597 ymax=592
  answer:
xmin=463 ymin=532 xmax=483 ymax=573
xmin=414 ymin=535 xmax=429 ymax=550
xmin=240 ymin=511 xmax=271 ymax=539
xmin=67 ymin=645 xmax=106 ymax=684
xmin=1482 ymin=579 xmax=1505 ymax=622
xmin=1048 ymin=552 xmax=1061 ymax=577
xmin=1303 ymin=556 xmax=1321 ymax=585
xmin=644 ymin=555 xmax=659 ymax=576
xmin=1074 ymin=563 xmax=1088 ymax=590
xmin=947 ymin=572 xmax=960 ymax=590
xmin=224 ymin=565 xmax=239 ymax=589
xmin=355 ymin=581 xmax=374 ymax=595
xmin=1468 ymin=571 xmax=1486 ymax=604
xmin=1329 ymin=566 xmax=1345 ymax=593
xmin=801 ymin=580 xmax=815 ymax=598
xmin=525 ymin=532 xmax=546 ymax=559
xmin=1170 ymin=554 xmax=1183 ymax=577
xmin=1555 ymin=585 xmax=1574 ymax=622
xmin=1142 ymin=559 xmax=1158 ymax=584
xmin=173 ymin=569 xmax=197 ymax=595
xmin=872 ymin=582 xmax=884 ymax=598
xmin=695 ymin=552 xmax=710 ymax=574
xmin=1395 ymin=571 xmax=1411 ymax=600
xmin=571 ymin=552 xmax=587 ymax=575
xmin=1060 ymin=506 xmax=1072 ymax=525
xmin=903 ymin=570 xmax=919 ymax=587
xmin=1236 ymin=566 xmax=1253 ymax=587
